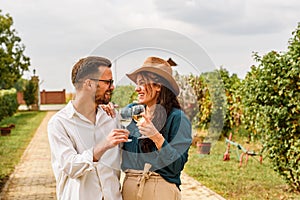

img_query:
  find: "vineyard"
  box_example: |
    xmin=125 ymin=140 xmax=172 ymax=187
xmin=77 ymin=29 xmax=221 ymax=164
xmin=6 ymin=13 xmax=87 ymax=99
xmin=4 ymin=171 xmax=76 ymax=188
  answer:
xmin=187 ymin=23 xmax=300 ymax=192
xmin=112 ymin=23 xmax=300 ymax=192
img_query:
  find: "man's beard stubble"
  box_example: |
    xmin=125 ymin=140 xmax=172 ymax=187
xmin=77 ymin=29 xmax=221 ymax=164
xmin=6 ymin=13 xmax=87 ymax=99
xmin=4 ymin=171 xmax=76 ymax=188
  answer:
xmin=95 ymin=90 xmax=112 ymax=105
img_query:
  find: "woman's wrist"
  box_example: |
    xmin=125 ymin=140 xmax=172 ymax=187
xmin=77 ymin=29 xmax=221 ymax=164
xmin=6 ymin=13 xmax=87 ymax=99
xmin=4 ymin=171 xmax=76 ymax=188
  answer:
xmin=149 ymin=132 xmax=164 ymax=150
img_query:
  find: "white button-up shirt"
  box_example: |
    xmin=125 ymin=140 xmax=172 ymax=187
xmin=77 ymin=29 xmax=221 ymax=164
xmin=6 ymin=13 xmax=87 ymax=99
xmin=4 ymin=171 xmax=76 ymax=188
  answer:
xmin=47 ymin=101 xmax=122 ymax=200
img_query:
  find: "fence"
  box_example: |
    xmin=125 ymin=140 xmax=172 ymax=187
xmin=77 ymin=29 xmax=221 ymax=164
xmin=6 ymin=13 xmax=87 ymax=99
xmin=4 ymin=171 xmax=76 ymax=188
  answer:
xmin=17 ymin=89 xmax=66 ymax=105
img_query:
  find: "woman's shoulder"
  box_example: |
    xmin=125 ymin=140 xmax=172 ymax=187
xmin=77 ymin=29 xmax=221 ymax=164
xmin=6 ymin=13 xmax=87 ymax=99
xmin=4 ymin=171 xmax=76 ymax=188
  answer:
xmin=170 ymin=108 xmax=184 ymax=116
xmin=169 ymin=108 xmax=189 ymax=121
xmin=167 ymin=108 xmax=192 ymax=136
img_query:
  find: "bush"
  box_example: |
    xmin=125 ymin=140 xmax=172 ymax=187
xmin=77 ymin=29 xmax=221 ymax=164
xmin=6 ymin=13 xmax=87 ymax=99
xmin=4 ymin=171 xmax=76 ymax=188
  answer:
xmin=189 ymin=69 xmax=242 ymax=138
xmin=241 ymin=23 xmax=300 ymax=191
xmin=0 ymin=88 xmax=18 ymax=122
xmin=174 ymin=71 xmax=198 ymax=122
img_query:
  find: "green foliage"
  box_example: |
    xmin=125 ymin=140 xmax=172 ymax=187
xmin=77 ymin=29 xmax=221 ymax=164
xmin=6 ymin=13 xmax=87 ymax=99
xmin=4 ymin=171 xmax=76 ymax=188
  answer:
xmin=205 ymin=70 xmax=227 ymax=139
xmin=174 ymin=71 xmax=198 ymax=121
xmin=189 ymin=69 xmax=242 ymax=138
xmin=241 ymin=23 xmax=300 ymax=191
xmin=0 ymin=10 xmax=30 ymax=89
xmin=188 ymin=73 xmax=212 ymax=130
xmin=0 ymin=88 xmax=18 ymax=122
xmin=13 ymin=78 xmax=29 ymax=92
xmin=111 ymin=84 xmax=136 ymax=108
xmin=219 ymin=68 xmax=243 ymax=136
xmin=23 ymin=80 xmax=37 ymax=109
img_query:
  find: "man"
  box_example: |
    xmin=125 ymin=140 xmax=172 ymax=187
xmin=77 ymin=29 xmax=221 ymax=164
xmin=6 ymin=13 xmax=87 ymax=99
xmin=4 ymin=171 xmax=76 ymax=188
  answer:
xmin=48 ymin=56 xmax=129 ymax=200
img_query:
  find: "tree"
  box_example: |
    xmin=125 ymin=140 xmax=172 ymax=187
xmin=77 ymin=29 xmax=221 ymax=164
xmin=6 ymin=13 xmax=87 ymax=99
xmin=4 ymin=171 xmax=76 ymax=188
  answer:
xmin=111 ymin=85 xmax=136 ymax=108
xmin=23 ymin=80 xmax=37 ymax=109
xmin=241 ymin=23 xmax=300 ymax=191
xmin=13 ymin=78 xmax=29 ymax=92
xmin=0 ymin=10 xmax=30 ymax=89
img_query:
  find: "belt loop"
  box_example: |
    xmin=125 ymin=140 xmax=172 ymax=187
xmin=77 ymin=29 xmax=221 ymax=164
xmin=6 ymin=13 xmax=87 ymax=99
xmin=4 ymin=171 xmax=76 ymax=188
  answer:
xmin=136 ymin=163 xmax=152 ymax=200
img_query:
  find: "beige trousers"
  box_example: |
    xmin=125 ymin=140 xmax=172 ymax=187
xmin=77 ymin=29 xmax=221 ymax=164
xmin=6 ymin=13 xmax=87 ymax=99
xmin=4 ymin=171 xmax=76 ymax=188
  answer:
xmin=122 ymin=163 xmax=181 ymax=200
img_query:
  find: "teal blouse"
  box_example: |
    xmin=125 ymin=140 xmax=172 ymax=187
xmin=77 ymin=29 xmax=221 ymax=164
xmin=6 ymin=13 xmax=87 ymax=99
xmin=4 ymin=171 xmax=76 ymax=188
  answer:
xmin=121 ymin=107 xmax=192 ymax=189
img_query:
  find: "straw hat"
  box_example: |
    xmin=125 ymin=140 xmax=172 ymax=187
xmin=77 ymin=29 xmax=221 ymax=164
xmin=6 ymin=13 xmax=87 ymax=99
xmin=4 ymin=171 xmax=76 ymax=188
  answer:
xmin=126 ymin=56 xmax=180 ymax=96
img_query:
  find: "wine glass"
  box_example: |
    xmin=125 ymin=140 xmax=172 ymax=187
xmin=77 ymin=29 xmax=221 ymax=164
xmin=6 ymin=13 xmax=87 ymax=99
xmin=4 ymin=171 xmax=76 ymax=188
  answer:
xmin=119 ymin=107 xmax=132 ymax=142
xmin=131 ymin=105 xmax=147 ymax=139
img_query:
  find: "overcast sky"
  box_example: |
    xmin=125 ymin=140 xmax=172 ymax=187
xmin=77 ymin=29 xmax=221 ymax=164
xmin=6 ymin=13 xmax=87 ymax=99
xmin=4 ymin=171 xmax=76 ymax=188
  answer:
xmin=1 ymin=0 xmax=300 ymax=93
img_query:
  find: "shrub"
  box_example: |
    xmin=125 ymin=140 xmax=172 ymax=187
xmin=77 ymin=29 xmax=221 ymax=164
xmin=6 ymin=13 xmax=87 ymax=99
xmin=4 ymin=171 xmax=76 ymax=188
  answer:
xmin=0 ymin=88 xmax=18 ymax=122
xmin=189 ymin=69 xmax=241 ymax=138
xmin=241 ymin=23 xmax=300 ymax=191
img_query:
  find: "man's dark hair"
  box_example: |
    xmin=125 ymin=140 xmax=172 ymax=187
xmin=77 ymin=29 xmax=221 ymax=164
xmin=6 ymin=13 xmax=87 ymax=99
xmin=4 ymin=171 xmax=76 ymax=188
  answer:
xmin=71 ymin=56 xmax=111 ymax=89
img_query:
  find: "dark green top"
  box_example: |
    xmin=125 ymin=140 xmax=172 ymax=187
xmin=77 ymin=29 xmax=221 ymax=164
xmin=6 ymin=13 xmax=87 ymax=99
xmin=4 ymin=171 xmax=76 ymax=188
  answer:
xmin=121 ymin=107 xmax=192 ymax=189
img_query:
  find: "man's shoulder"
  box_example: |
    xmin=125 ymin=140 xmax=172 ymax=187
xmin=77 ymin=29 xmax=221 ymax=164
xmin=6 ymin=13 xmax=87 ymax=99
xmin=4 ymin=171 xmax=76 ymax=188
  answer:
xmin=48 ymin=105 xmax=70 ymax=124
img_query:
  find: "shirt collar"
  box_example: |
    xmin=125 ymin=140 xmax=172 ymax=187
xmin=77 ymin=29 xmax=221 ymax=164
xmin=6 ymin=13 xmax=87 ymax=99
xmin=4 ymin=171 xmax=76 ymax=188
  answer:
xmin=95 ymin=105 xmax=107 ymax=121
xmin=66 ymin=101 xmax=105 ymax=123
xmin=65 ymin=101 xmax=77 ymax=119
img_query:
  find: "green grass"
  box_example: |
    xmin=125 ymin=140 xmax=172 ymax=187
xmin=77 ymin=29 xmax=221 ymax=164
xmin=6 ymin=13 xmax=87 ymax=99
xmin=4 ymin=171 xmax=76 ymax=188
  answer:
xmin=0 ymin=111 xmax=47 ymax=191
xmin=184 ymin=138 xmax=300 ymax=200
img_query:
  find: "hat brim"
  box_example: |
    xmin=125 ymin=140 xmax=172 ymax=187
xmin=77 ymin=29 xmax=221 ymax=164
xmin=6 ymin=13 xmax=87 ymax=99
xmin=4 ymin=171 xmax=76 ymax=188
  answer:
xmin=126 ymin=67 xmax=180 ymax=96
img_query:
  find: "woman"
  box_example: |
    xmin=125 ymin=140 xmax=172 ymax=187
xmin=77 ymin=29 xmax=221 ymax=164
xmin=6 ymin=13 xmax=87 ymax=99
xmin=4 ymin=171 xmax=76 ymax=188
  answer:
xmin=121 ymin=56 xmax=192 ymax=200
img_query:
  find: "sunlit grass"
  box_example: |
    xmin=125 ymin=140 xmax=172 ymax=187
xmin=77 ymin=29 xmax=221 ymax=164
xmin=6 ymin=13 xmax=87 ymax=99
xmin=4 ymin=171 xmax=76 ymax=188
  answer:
xmin=184 ymin=138 xmax=300 ymax=199
xmin=0 ymin=111 xmax=47 ymax=190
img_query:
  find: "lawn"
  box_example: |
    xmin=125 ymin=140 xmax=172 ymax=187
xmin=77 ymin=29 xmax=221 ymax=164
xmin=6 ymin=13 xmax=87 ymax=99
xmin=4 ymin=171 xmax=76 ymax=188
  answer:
xmin=0 ymin=111 xmax=47 ymax=191
xmin=184 ymin=137 xmax=300 ymax=200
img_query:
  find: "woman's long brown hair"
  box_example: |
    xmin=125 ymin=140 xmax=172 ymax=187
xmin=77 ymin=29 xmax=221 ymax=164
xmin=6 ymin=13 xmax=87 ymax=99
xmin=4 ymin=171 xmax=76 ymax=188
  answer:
xmin=138 ymin=72 xmax=181 ymax=153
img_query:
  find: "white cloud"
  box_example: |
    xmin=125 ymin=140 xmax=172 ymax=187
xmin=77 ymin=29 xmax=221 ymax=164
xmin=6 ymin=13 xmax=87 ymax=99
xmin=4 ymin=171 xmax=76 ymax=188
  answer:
xmin=0 ymin=0 xmax=299 ymax=91
xmin=153 ymin=0 xmax=300 ymax=35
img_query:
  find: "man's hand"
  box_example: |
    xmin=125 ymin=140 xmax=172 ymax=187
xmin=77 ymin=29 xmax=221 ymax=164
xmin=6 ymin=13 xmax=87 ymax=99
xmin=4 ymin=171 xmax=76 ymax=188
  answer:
xmin=93 ymin=129 xmax=129 ymax=161
xmin=105 ymin=129 xmax=129 ymax=148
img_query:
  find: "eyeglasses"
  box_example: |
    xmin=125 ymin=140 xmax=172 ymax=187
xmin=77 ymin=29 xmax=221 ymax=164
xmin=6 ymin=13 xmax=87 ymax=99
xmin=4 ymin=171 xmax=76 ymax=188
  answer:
xmin=90 ymin=78 xmax=114 ymax=87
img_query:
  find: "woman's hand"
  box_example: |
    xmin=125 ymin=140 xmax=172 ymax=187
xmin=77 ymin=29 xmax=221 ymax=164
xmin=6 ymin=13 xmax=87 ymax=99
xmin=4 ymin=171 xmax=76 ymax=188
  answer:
xmin=137 ymin=114 xmax=165 ymax=150
xmin=137 ymin=114 xmax=159 ymax=138
xmin=100 ymin=102 xmax=116 ymax=118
